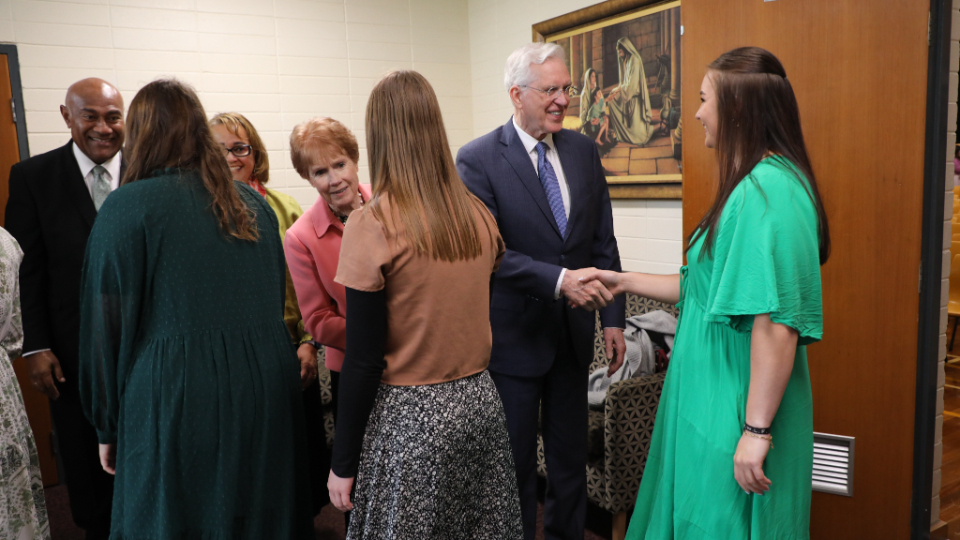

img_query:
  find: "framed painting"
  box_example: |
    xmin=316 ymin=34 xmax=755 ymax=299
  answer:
xmin=534 ymin=0 xmax=682 ymax=199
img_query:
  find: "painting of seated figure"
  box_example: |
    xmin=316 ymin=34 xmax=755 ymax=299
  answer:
xmin=546 ymin=0 xmax=682 ymax=197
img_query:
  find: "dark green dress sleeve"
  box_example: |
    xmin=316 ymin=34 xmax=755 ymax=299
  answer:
xmin=78 ymin=194 xmax=147 ymax=444
xmin=703 ymin=160 xmax=824 ymax=345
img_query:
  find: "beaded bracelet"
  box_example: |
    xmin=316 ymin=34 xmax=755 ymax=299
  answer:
xmin=743 ymin=431 xmax=774 ymax=449
xmin=744 ymin=423 xmax=771 ymax=435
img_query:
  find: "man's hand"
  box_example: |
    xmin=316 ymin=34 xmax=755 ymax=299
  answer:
xmin=577 ymin=268 xmax=625 ymax=296
xmin=99 ymin=443 xmax=116 ymax=475
xmin=603 ymin=327 xmax=626 ymax=376
xmin=328 ymin=469 xmax=355 ymax=512
xmin=297 ymin=343 xmax=319 ymax=391
xmin=561 ymin=268 xmax=614 ymax=311
xmin=25 ymin=350 xmax=65 ymax=400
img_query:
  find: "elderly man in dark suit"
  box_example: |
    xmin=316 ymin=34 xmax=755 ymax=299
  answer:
xmin=456 ymin=43 xmax=626 ymax=540
xmin=6 ymin=77 xmax=124 ymax=540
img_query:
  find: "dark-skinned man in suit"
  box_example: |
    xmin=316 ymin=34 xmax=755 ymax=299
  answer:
xmin=457 ymin=43 xmax=626 ymax=540
xmin=6 ymin=78 xmax=124 ymax=540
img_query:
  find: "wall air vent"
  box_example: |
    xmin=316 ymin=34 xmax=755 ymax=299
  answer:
xmin=811 ymin=433 xmax=854 ymax=497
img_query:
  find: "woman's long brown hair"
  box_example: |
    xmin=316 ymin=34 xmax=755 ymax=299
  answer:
xmin=122 ymin=79 xmax=258 ymax=241
xmin=689 ymin=47 xmax=830 ymax=264
xmin=365 ymin=70 xmax=490 ymax=261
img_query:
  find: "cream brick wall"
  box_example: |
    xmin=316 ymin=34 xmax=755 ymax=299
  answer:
xmin=0 ymin=0 xmax=473 ymax=211
xmin=467 ymin=0 xmax=683 ymax=273
xmin=0 ymin=0 xmax=681 ymax=268
xmin=933 ymin=0 xmax=960 ymax=526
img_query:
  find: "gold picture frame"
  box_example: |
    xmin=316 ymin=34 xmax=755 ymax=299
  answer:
xmin=534 ymin=0 xmax=682 ymax=199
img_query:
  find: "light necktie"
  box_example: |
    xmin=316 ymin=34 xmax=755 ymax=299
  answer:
xmin=535 ymin=142 xmax=567 ymax=238
xmin=92 ymin=165 xmax=110 ymax=211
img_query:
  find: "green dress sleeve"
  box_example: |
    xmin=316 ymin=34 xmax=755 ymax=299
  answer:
xmin=78 ymin=192 xmax=147 ymax=444
xmin=704 ymin=162 xmax=824 ymax=345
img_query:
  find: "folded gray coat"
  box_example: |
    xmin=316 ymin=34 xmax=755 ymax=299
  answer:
xmin=587 ymin=310 xmax=678 ymax=409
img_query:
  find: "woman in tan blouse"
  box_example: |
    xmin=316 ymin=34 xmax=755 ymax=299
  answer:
xmin=326 ymin=70 xmax=522 ymax=539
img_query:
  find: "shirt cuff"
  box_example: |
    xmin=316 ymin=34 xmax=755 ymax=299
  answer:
xmin=554 ymin=268 xmax=566 ymax=300
xmin=22 ymin=348 xmax=51 ymax=357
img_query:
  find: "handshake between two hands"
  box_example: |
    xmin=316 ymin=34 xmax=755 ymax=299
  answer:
xmin=560 ymin=267 xmax=623 ymax=311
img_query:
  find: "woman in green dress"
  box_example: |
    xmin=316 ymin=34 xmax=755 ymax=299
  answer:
xmin=583 ymin=47 xmax=830 ymax=539
xmin=78 ymin=79 xmax=313 ymax=539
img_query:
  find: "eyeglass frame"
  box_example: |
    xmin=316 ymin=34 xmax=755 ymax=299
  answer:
xmin=518 ymin=84 xmax=580 ymax=99
xmin=220 ymin=144 xmax=252 ymax=158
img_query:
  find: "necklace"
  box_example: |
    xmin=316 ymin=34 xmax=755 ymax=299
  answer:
xmin=330 ymin=191 xmax=363 ymax=225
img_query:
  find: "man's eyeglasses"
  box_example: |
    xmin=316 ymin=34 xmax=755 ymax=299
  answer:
xmin=519 ymin=85 xmax=579 ymax=99
xmin=220 ymin=144 xmax=252 ymax=158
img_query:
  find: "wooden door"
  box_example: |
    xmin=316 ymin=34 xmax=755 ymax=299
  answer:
xmin=0 ymin=52 xmax=59 ymax=487
xmin=681 ymin=0 xmax=928 ymax=537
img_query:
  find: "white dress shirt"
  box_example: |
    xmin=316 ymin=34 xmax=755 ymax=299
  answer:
xmin=73 ymin=143 xmax=122 ymax=196
xmin=23 ymin=145 xmax=122 ymax=358
xmin=511 ymin=117 xmax=570 ymax=299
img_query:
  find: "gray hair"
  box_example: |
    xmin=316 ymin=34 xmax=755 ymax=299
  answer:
xmin=503 ymin=42 xmax=566 ymax=90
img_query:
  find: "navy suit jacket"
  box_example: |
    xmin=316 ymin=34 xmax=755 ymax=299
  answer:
xmin=457 ymin=119 xmax=625 ymax=377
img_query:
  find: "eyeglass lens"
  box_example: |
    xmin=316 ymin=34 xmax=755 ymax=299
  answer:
xmin=222 ymin=145 xmax=251 ymax=157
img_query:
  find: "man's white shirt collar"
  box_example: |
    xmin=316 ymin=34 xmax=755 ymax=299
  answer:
xmin=512 ymin=116 xmax=556 ymax=156
xmin=72 ymin=141 xmax=122 ymax=192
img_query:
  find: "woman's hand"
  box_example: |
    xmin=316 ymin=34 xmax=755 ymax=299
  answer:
xmin=99 ymin=443 xmax=116 ymax=475
xmin=327 ymin=469 xmax=355 ymax=512
xmin=577 ymin=268 xmax=625 ymax=296
xmin=733 ymin=433 xmax=772 ymax=494
xmin=297 ymin=342 xmax=319 ymax=390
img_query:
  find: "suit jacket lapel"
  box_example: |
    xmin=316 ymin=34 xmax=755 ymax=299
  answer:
xmin=499 ymin=119 xmax=562 ymax=238
xmin=552 ymin=130 xmax=585 ymax=236
xmin=59 ymin=141 xmax=96 ymax=229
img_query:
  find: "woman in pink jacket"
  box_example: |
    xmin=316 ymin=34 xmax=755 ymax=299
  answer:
xmin=285 ymin=117 xmax=372 ymax=428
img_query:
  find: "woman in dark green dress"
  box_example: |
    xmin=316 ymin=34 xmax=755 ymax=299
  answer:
xmin=78 ymin=79 xmax=313 ymax=539
xmin=583 ymin=47 xmax=830 ymax=539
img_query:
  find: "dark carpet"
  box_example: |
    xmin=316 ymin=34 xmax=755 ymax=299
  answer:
xmin=44 ymin=484 xmax=611 ymax=539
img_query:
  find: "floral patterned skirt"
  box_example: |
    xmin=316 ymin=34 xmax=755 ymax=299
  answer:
xmin=0 ymin=355 xmax=50 ymax=540
xmin=347 ymin=370 xmax=523 ymax=540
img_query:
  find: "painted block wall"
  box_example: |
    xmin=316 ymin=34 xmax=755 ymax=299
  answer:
xmin=467 ymin=0 xmax=683 ymax=274
xmin=932 ymin=0 xmax=960 ymax=525
xmin=0 ymin=0 xmax=681 ymax=271
xmin=0 ymin=0 xmax=474 ymax=211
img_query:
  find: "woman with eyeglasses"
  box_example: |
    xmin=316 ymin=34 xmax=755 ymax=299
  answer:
xmin=210 ymin=112 xmax=329 ymax=515
xmin=78 ymin=78 xmax=313 ymax=539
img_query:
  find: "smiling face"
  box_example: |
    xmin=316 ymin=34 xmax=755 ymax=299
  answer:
xmin=695 ymin=72 xmax=719 ymax=148
xmin=211 ymin=123 xmax=255 ymax=184
xmin=305 ymin=147 xmax=361 ymax=215
xmin=511 ymin=56 xmax=571 ymax=140
xmin=61 ymin=79 xmax=124 ymax=165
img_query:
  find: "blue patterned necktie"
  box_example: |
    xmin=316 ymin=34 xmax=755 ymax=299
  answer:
xmin=92 ymin=165 xmax=110 ymax=211
xmin=535 ymin=142 xmax=567 ymax=238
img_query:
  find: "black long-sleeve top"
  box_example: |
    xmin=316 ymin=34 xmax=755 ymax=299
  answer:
xmin=329 ymin=287 xmax=387 ymax=478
